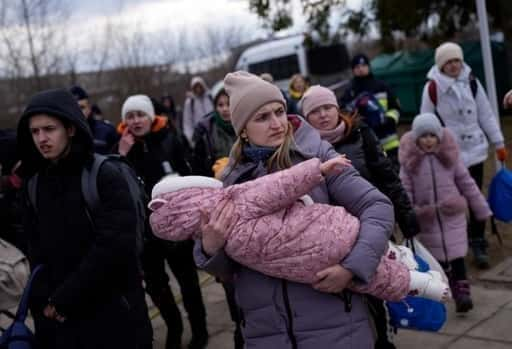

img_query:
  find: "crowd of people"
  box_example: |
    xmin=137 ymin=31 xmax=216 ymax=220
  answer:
xmin=0 ymin=40 xmax=509 ymax=349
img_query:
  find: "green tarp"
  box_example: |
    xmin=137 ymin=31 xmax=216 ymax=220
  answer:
xmin=370 ymin=41 xmax=510 ymax=120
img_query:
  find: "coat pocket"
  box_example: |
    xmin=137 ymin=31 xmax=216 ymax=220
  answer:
xmin=439 ymin=195 xmax=467 ymax=216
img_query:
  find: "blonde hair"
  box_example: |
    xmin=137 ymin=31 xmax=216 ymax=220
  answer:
xmin=228 ymin=121 xmax=295 ymax=174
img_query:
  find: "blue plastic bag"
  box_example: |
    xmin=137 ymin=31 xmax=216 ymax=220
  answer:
xmin=488 ymin=166 xmax=512 ymax=222
xmin=385 ymin=255 xmax=447 ymax=332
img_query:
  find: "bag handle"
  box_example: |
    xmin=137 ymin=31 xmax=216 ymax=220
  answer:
xmin=405 ymin=238 xmax=417 ymax=254
xmin=15 ymin=264 xmax=44 ymax=322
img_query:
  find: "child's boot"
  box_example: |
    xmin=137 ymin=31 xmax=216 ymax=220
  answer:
xmin=450 ymin=279 xmax=473 ymax=313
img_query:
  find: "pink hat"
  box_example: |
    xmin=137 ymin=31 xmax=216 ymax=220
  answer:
xmin=300 ymin=85 xmax=338 ymax=118
xmin=224 ymin=71 xmax=287 ymax=136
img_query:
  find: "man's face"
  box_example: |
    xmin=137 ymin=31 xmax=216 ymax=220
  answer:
xmin=29 ymin=114 xmax=75 ymax=161
xmin=78 ymin=98 xmax=92 ymax=119
xmin=353 ymin=64 xmax=370 ymax=77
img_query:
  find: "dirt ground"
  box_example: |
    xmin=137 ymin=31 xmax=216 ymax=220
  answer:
xmin=398 ymin=116 xmax=512 ymax=284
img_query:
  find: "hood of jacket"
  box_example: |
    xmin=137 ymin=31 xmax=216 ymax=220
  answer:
xmin=399 ymin=128 xmax=459 ymax=174
xmin=426 ymin=62 xmax=472 ymax=94
xmin=17 ymin=88 xmax=93 ymax=177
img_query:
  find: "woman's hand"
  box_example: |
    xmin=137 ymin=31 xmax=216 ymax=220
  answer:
xmin=43 ymin=304 xmax=66 ymax=323
xmin=313 ymin=264 xmax=353 ymax=293
xmin=320 ymin=155 xmax=352 ymax=177
xmin=118 ymin=128 xmax=135 ymax=156
xmin=200 ymin=199 xmax=238 ymax=256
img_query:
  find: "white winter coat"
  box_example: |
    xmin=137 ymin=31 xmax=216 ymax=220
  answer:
xmin=420 ymin=63 xmax=504 ymax=167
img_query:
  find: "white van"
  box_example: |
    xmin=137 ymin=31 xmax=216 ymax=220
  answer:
xmin=235 ymin=34 xmax=350 ymax=90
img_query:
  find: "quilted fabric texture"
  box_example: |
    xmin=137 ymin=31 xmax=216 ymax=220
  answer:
xmin=150 ymin=158 xmax=410 ymax=301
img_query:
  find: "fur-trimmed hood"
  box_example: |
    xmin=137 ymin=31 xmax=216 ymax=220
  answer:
xmin=399 ymin=128 xmax=459 ymax=173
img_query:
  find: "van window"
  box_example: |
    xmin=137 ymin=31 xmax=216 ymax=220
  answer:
xmin=248 ymin=54 xmax=300 ymax=81
xmin=307 ymin=44 xmax=349 ymax=75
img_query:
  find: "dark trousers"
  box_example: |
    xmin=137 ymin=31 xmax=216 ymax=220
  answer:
xmin=440 ymin=257 xmax=467 ymax=281
xmin=221 ymin=281 xmax=244 ymax=349
xmin=367 ymin=295 xmax=394 ymax=348
xmin=468 ymin=162 xmax=486 ymax=243
xmin=142 ymin=238 xmax=207 ymax=345
xmin=33 ymin=285 xmax=153 ymax=349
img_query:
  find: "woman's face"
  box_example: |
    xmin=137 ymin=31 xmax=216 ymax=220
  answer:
xmin=244 ymin=102 xmax=288 ymax=147
xmin=216 ymin=94 xmax=231 ymax=121
xmin=417 ymin=133 xmax=440 ymax=153
xmin=124 ymin=111 xmax=152 ymax=137
xmin=292 ymin=77 xmax=306 ymax=93
xmin=307 ymin=104 xmax=339 ymax=131
xmin=441 ymin=58 xmax=462 ymax=78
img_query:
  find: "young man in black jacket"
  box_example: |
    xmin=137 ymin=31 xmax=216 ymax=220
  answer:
xmin=117 ymin=94 xmax=208 ymax=349
xmin=17 ymin=89 xmax=153 ymax=349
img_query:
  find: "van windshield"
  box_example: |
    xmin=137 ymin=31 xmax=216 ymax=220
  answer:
xmin=248 ymin=54 xmax=300 ymax=81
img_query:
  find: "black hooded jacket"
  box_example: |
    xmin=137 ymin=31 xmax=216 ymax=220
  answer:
xmin=333 ymin=122 xmax=419 ymax=238
xmin=17 ymin=89 xmax=152 ymax=344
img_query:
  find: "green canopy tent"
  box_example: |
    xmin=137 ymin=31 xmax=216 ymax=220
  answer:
xmin=370 ymin=41 xmax=509 ymax=121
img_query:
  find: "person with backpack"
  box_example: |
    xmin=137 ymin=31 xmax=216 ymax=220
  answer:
xmin=340 ymin=54 xmax=402 ymax=171
xmin=420 ymin=42 xmax=507 ymax=269
xmin=16 ymin=88 xmax=153 ymax=349
xmin=399 ymin=112 xmax=492 ymax=313
xmin=182 ymin=76 xmax=214 ymax=147
xmin=69 ymin=85 xmax=119 ymax=155
xmin=301 ymin=85 xmax=420 ymax=349
xmin=116 ymin=94 xmax=208 ymax=349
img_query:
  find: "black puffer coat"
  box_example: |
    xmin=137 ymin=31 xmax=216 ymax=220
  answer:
xmin=17 ymin=88 xmax=152 ymax=349
xmin=333 ymin=122 xmax=419 ymax=238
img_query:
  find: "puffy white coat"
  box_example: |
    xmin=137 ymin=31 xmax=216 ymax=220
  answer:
xmin=420 ymin=63 xmax=504 ymax=167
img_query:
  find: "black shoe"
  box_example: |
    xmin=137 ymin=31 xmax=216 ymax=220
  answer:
xmin=473 ymin=246 xmax=490 ymax=269
xmin=375 ymin=340 xmax=396 ymax=349
xmin=471 ymin=238 xmax=490 ymax=269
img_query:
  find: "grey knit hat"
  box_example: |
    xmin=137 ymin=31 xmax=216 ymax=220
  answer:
xmin=224 ymin=71 xmax=287 ymax=136
xmin=412 ymin=113 xmax=443 ymax=140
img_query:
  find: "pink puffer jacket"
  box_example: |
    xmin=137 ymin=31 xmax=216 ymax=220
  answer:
xmin=399 ymin=129 xmax=492 ymax=262
xmin=150 ymin=158 xmax=410 ymax=301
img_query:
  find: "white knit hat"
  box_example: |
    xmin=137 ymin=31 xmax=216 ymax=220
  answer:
xmin=151 ymin=175 xmax=223 ymax=200
xmin=121 ymin=94 xmax=155 ymax=121
xmin=412 ymin=113 xmax=443 ymax=140
xmin=435 ymin=42 xmax=463 ymax=70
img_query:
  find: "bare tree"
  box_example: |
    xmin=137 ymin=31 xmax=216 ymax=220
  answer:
xmin=0 ymin=0 xmax=69 ymax=90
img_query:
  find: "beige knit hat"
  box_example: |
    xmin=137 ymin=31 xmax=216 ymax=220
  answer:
xmin=300 ymin=85 xmax=339 ymax=118
xmin=435 ymin=42 xmax=463 ymax=70
xmin=224 ymin=71 xmax=287 ymax=135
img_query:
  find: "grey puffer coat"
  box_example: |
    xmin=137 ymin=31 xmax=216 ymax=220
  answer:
xmin=194 ymin=116 xmax=394 ymax=348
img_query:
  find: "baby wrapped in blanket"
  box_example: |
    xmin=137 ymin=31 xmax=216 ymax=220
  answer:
xmin=149 ymin=157 xmax=449 ymax=302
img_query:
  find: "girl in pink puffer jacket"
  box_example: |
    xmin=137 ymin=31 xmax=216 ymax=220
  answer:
xmin=399 ymin=113 xmax=492 ymax=313
xmin=149 ymin=156 xmax=449 ymax=302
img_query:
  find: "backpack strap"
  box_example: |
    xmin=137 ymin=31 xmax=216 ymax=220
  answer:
xmin=81 ymin=154 xmax=108 ymax=214
xmin=26 ymin=174 xmax=39 ymax=213
xmin=427 ymin=80 xmax=446 ymax=127
xmin=15 ymin=264 xmax=44 ymax=322
xmin=428 ymin=80 xmax=437 ymax=106
xmin=469 ymin=73 xmax=478 ymax=98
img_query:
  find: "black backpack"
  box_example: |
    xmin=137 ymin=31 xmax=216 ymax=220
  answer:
xmin=26 ymin=154 xmax=147 ymax=260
